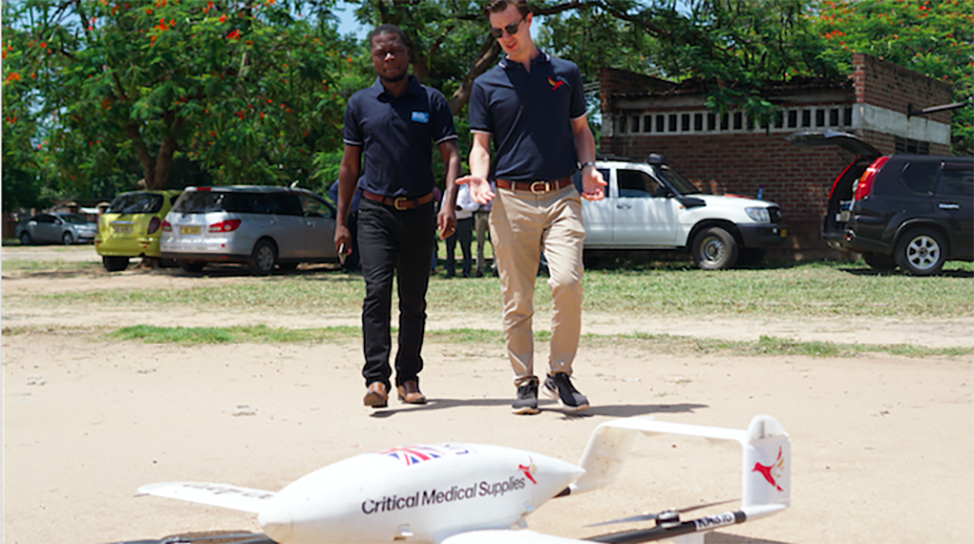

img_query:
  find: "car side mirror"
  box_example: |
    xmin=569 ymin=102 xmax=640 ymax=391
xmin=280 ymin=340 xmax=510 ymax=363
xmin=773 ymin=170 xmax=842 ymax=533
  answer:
xmin=655 ymin=186 xmax=671 ymax=198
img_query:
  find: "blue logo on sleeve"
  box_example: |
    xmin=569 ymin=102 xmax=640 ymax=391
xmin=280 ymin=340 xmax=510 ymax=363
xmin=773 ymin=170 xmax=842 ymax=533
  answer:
xmin=411 ymin=111 xmax=430 ymax=124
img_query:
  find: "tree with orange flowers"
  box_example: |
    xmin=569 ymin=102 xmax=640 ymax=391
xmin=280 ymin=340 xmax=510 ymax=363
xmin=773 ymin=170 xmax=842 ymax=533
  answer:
xmin=811 ymin=0 xmax=972 ymax=155
xmin=2 ymin=0 xmax=362 ymax=196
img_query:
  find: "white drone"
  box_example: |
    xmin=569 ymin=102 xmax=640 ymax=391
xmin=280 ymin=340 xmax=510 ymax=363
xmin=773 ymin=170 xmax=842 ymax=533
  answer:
xmin=133 ymin=415 xmax=790 ymax=544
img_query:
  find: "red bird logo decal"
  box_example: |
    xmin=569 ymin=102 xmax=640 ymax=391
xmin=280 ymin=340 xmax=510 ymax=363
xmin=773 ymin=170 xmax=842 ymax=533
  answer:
xmin=548 ymin=76 xmax=564 ymax=91
xmin=518 ymin=457 xmax=538 ymax=484
xmin=752 ymin=446 xmax=785 ymax=492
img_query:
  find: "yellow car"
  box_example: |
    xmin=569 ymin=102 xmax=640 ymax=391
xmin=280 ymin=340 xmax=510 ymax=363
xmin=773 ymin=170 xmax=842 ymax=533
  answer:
xmin=95 ymin=190 xmax=182 ymax=271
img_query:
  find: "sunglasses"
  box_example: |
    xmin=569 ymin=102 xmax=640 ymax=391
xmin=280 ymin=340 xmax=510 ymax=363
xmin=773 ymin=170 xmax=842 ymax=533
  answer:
xmin=489 ymin=15 xmax=526 ymax=39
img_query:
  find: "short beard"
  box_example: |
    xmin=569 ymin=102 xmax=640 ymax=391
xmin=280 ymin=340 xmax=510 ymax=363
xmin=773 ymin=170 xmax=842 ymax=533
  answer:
xmin=381 ymin=71 xmax=407 ymax=84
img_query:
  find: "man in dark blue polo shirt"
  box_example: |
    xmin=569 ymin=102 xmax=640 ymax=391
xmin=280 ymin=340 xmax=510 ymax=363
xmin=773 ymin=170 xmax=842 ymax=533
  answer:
xmin=335 ymin=24 xmax=461 ymax=409
xmin=458 ymin=0 xmax=606 ymax=415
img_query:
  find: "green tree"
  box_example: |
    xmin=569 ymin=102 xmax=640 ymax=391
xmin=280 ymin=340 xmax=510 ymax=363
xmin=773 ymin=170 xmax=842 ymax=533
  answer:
xmin=343 ymin=0 xmax=839 ymax=128
xmin=2 ymin=0 xmax=360 ymax=196
xmin=811 ymin=0 xmax=973 ymax=155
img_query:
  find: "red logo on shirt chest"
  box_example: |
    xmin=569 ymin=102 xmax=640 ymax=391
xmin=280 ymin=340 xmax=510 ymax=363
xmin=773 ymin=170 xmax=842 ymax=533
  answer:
xmin=548 ymin=77 xmax=564 ymax=91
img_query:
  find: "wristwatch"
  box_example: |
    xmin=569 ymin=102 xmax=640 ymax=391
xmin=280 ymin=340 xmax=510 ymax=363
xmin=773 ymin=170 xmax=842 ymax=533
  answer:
xmin=581 ymin=161 xmax=597 ymax=169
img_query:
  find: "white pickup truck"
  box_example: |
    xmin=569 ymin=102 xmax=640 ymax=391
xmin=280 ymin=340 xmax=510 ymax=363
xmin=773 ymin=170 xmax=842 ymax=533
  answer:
xmin=572 ymin=154 xmax=787 ymax=269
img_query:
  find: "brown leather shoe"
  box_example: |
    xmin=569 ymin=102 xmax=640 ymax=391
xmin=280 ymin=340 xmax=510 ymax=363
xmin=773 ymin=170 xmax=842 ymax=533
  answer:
xmin=363 ymin=382 xmax=388 ymax=408
xmin=397 ymin=380 xmax=427 ymax=405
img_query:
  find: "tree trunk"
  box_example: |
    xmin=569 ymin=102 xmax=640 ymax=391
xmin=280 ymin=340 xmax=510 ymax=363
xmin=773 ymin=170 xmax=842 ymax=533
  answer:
xmin=448 ymin=38 xmax=501 ymax=115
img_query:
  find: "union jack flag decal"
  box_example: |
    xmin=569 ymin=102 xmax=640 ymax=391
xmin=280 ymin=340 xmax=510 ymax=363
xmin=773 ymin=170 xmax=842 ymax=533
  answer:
xmin=377 ymin=444 xmax=469 ymax=466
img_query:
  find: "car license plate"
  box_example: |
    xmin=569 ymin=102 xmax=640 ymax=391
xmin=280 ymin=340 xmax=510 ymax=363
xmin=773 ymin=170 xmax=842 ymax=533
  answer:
xmin=181 ymin=226 xmax=201 ymax=235
xmin=113 ymin=225 xmax=131 ymax=234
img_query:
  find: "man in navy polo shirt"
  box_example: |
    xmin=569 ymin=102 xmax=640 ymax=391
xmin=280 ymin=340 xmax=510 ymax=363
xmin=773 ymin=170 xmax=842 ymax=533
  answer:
xmin=335 ymin=24 xmax=461 ymax=409
xmin=458 ymin=0 xmax=606 ymax=415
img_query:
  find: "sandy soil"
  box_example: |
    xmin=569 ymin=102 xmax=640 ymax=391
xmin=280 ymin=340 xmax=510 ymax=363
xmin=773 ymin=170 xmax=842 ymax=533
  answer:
xmin=2 ymin=246 xmax=972 ymax=544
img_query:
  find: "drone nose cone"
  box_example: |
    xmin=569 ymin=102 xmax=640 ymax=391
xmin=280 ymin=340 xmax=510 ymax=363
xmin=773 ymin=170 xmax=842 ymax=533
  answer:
xmin=258 ymin=503 xmax=293 ymax=543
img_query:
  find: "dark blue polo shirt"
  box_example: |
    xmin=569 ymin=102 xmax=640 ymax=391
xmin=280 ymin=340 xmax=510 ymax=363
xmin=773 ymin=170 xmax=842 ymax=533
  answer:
xmin=468 ymin=52 xmax=587 ymax=182
xmin=343 ymin=75 xmax=458 ymax=198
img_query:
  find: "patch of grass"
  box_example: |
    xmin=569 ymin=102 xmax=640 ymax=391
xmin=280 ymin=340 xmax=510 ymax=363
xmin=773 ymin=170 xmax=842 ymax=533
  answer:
xmin=101 ymin=325 xmax=973 ymax=359
xmin=10 ymin=259 xmax=974 ymax=320
xmin=1 ymin=259 xmax=101 ymax=274
xmin=107 ymin=324 xmax=362 ymax=344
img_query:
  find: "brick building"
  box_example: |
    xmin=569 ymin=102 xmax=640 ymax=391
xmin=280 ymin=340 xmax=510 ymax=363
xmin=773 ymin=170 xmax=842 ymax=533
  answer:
xmin=598 ymin=53 xmax=954 ymax=259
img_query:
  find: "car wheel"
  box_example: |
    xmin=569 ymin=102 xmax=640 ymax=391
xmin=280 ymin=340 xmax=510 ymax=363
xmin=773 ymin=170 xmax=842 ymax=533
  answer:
xmin=737 ymin=248 xmax=767 ymax=268
xmin=62 ymin=232 xmax=74 ymax=245
xmin=691 ymin=226 xmax=739 ymax=270
xmin=19 ymin=232 xmax=31 ymax=246
xmin=102 ymin=256 xmax=129 ymax=272
xmin=249 ymin=239 xmax=277 ymax=276
xmin=862 ymin=251 xmax=896 ymax=271
xmin=179 ymin=260 xmax=206 ymax=273
xmin=895 ymin=228 xmax=946 ymax=276
xmin=277 ymin=262 xmax=299 ymax=274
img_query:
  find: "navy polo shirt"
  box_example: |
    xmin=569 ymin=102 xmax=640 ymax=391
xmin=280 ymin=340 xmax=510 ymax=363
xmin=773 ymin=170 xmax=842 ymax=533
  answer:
xmin=343 ymin=75 xmax=457 ymax=198
xmin=468 ymin=52 xmax=587 ymax=182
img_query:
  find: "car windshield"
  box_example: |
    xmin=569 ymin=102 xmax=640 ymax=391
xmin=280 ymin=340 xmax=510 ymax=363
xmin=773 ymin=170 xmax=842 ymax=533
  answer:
xmin=61 ymin=214 xmax=89 ymax=224
xmin=108 ymin=192 xmax=164 ymax=214
xmin=654 ymin=165 xmax=701 ymax=195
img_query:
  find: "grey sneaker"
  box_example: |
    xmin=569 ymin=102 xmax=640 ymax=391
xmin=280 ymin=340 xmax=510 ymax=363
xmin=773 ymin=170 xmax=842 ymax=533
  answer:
xmin=511 ymin=379 xmax=539 ymax=415
xmin=543 ymin=373 xmax=590 ymax=412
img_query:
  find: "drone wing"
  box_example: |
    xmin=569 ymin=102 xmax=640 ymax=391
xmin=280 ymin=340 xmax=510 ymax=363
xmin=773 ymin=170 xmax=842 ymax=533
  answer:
xmin=441 ymin=529 xmax=588 ymax=544
xmin=138 ymin=482 xmax=276 ymax=514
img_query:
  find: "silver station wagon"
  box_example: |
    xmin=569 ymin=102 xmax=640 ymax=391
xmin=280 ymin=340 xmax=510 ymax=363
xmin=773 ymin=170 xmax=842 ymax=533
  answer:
xmin=160 ymin=186 xmax=338 ymax=275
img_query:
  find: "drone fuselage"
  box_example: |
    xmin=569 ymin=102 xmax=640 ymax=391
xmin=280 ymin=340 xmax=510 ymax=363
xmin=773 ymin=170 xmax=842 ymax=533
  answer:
xmin=257 ymin=443 xmax=584 ymax=543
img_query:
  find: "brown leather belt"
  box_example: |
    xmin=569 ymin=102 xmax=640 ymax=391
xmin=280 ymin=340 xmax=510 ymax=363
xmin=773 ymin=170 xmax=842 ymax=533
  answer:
xmin=496 ymin=177 xmax=571 ymax=194
xmin=361 ymin=190 xmax=434 ymax=210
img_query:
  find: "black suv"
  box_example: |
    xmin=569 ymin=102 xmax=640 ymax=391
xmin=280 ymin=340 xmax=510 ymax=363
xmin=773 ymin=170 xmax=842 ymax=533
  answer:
xmin=789 ymin=131 xmax=973 ymax=275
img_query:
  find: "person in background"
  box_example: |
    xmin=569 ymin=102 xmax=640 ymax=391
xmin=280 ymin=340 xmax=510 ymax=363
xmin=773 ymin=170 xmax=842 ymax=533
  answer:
xmin=473 ymin=181 xmax=496 ymax=277
xmin=430 ymin=185 xmax=443 ymax=274
xmin=335 ymin=24 xmax=461 ymax=409
xmin=444 ymin=182 xmax=478 ymax=278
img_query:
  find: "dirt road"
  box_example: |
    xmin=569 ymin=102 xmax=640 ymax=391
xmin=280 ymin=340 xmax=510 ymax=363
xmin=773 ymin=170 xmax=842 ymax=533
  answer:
xmin=2 ymin=245 xmax=972 ymax=544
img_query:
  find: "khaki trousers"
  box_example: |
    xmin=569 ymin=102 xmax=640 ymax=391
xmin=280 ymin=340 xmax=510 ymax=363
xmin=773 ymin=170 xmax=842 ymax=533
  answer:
xmin=489 ymin=184 xmax=585 ymax=386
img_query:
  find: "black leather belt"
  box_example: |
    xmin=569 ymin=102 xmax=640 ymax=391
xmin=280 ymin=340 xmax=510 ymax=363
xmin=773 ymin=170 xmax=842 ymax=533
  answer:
xmin=496 ymin=177 xmax=571 ymax=194
xmin=361 ymin=190 xmax=434 ymax=210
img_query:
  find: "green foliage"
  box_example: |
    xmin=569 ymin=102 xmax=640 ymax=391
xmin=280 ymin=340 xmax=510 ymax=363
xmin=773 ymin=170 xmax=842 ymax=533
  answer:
xmin=2 ymin=0 xmax=361 ymax=199
xmin=811 ymin=0 xmax=973 ymax=155
xmin=537 ymin=0 xmax=839 ymax=127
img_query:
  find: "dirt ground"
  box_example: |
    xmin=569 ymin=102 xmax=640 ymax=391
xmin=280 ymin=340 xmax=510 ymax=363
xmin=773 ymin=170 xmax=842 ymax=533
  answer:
xmin=2 ymin=246 xmax=972 ymax=544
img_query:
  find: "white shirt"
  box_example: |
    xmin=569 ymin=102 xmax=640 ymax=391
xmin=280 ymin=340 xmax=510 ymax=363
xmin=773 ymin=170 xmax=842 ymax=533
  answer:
xmin=452 ymin=183 xmax=480 ymax=220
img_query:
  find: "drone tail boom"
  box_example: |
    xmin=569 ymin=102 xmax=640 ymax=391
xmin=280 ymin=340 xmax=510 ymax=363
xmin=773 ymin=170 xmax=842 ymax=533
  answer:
xmin=570 ymin=415 xmax=790 ymax=517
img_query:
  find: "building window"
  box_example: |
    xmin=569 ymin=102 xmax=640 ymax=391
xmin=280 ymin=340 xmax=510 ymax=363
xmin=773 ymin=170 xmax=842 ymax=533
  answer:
xmin=787 ymin=110 xmax=798 ymax=128
xmin=829 ymin=109 xmax=839 ymax=126
xmin=774 ymin=111 xmax=784 ymax=128
xmin=707 ymin=113 xmax=716 ymax=131
xmin=746 ymin=115 xmax=755 ymax=130
xmin=668 ymin=114 xmax=678 ymax=132
xmin=801 ymin=110 xmax=811 ymax=127
xmin=618 ymin=116 xmax=627 ymax=133
xmin=643 ymin=115 xmax=652 ymax=133
xmin=694 ymin=113 xmax=703 ymax=131
xmin=844 ymin=107 xmax=853 ymax=126
xmin=895 ymin=137 xmax=931 ymax=155
xmin=721 ymin=113 xmax=729 ymax=130
xmin=631 ymin=115 xmax=640 ymax=133
xmin=733 ymin=112 xmax=743 ymax=130
xmin=815 ymin=109 xmax=826 ymax=127
xmin=681 ymin=114 xmax=691 ymax=132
